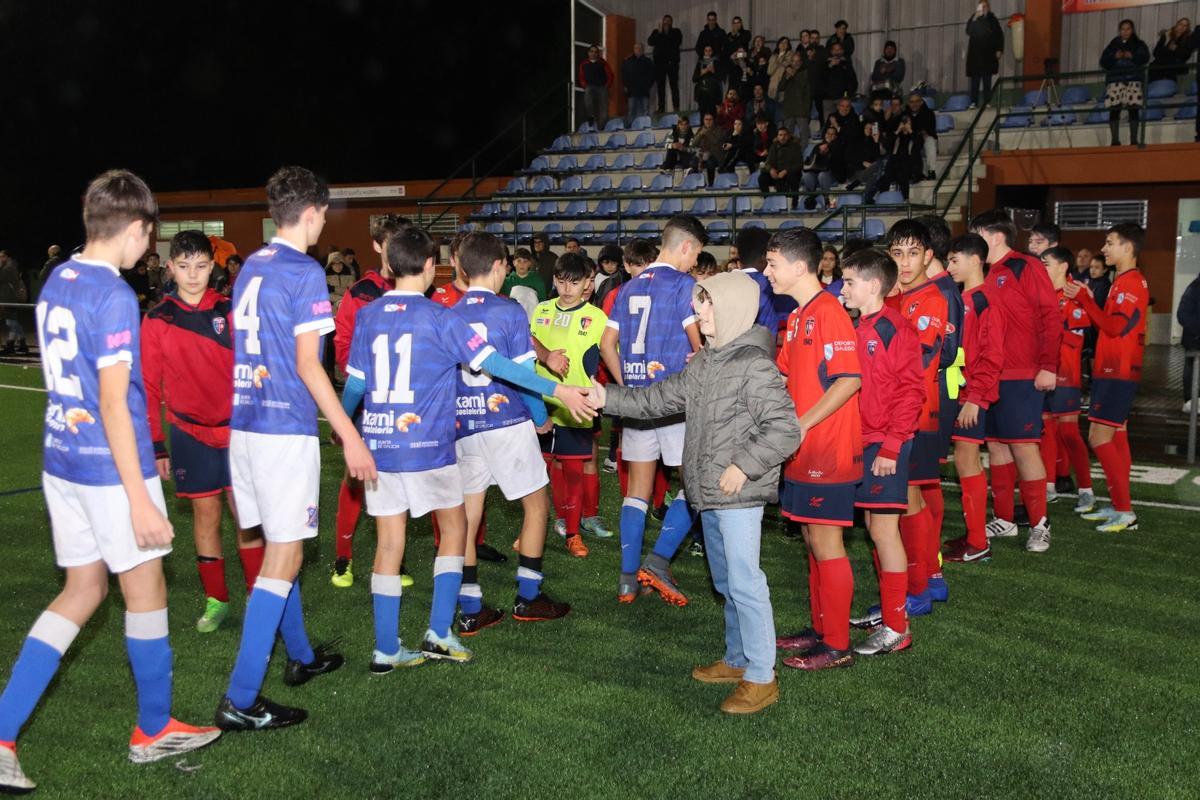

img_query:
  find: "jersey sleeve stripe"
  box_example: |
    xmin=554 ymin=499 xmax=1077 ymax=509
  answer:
xmin=97 ymin=352 xmax=133 ymax=369
xmin=514 ymin=351 xmax=536 ymax=364
xmin=681 ymin=313 xmax=698 ymax=327
xmin=605 ymin=319 xmax=620 ymax=330
xmin=345 ymin=365 xmax=365 ymax=380
xmin=468 ymin=344 xmax=497 ymax=372
xmin=294 ymin=318 xmax=336 ymax=336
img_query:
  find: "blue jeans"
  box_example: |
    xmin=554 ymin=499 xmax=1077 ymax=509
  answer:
xmin=627 ymin=95 xmax=649 ymax=122
xmin=700 ymin=506 xmax=776 ymax=684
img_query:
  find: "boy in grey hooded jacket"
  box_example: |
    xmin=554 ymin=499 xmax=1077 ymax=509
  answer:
xmin=593 ymin=270 xmax=800 ymax=715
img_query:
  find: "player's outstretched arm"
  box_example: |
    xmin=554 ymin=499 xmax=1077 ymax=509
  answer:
xmin=598 ymin=368 xmax=688 ymax=421
xmin=479 ymin=351 xmax=596 ymax=424
xmin=296 ymin=330 xmax=377 ymax=482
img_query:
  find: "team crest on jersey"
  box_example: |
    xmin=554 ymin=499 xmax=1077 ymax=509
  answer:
xmin=212 ymin=317 xmax=226 ymax=335
xmin=1072 ymin=308 xmax=1083 ymax=319
xmin=306 ymin=505 xmax=318 ymax=529
xmin=1117 ymin=292 xmax=1125 ymax=304
xmin=945 ymin=323 xmax=956 ymax=334
xmin=823 ymin=343 xmax=834 ymax=360
xmin=908 ymin=301 xmax=920 ymax=315
xmin=917 ymin=315 xmax=931 ymax=331
xmin=867 ymin=339 xmax=878 ymax=355
xmin=466 ymin=296 xmax=485 ymax=305
xmin=60 ymin=268 xmax=80 ymax=281
xmin=997 ymin=275 xmax=1007 ymax=287
xmin=536 ymin=316 xmax=551 ymax=326
xmin=580 ymin=316 xmax=593 ymax=330
xmin=64 ymin=408 xmax=96 ymax=434
xmin=804 ymin=317 xmax=815 ymax=336
xmin=384 ymin=303 xmax=407 ymax=312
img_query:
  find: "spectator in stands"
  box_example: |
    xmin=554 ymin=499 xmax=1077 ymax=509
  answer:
xmin=1074 ymin=247 xmax=1094 ymax=278
xmin=870 ymin=41 xmax=906 ymax=94
xmin=882 ymin=94 xmax=905 ymax=135
xmin=326 ymin=250 xmax=355 ymax=303
xmin=826 ymin=97 xmax=863 ymax=145
xmin=564 ymin=237 xmax=582 ymax=254
xmin=220 ymin=254 xmax=242 ymax=297
xmin=748 ymin=35 xmax=771 ymax=68
xmin=124 ymin=259 xmax=151 ymax=308
xmin=716 ymin=88 xmax=745 ymax=132
xmin=649 ymin=14 xmax=683 ymax=114
xmin=693 ymin=111 xmax=728 ymax=185
xmin=767 ymin=37 xmax=792 ymax=98
xmin=502 ymin=247 xmax=548 ymax=319
xmin=826 ymin=20 xmax=855 ymax=59
xmin=728 ymin=48 xmax=757 ymax=102
xmin=965 ymin=1 xmax=1005 ymax=108
xmin=801 ymin=129 xmax=836 ymax=210
xmin=724 ymin=16 xmax=751 ymax=72
xmin=751 ymin=113 xmax=775 ymax=167
xmin=0 ymin=250 xmax=28 ymax=355
xmin=870 ymin=114 xmax=919 ymax=203
xmin=758 ymin=126 xmax=804 ymax=203
xmin=807 ymin=30 xmax=827 ymax=64
xmin=1084 ymin=254 xmax=1112 ymax=307
xmin=906 ymin=91 xmax=939 ymax=180
xmin=694 ymin=45 xmax=725 ymax=116
xmin=1101 ymin=19 xmax=1151 ymax=147
xmin=778 ymin=52 xmax=812 ymax=148
xmin=1176 ymin=272 xmax=1200 ymax=412
xmin=531 ymin=231 xmax=557 ymax=288
xmin=662 ymin=115 xmax=697 ymax=173
xmin=593 ymin=244 xmax=629 ymax=308
xmin=1027 ymin=222 xmax=1060 ymax=256
xmin=622 ymin=43 xmax=655 ymax=123
xmin=861 ymin=92 xmax=888 ymax=127
xmin=1150 ymin=18 xmax=1193 ymax=80
xmin=580 ymin=45 xmax=615 ymax=130
xmin=145 ymin=251 xmax=164 ymax=301
xmin=821 ymin=42 xmax=858 ymax=120
xmin=695 ymin=11 xmax=725 ymax=59
xmin=719 ymin=116 xmax=754 ymax=172
xmin=746 ymin=83 xmax=779 ymax=127
xmin=845 ymin=119 xmax=886 ymax=194
xmin=818 ymin=245 xmax=844 ymax=295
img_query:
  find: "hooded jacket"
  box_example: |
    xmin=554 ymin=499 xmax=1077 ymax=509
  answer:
xmin=602 ymin=271 xmax=801 ymax=510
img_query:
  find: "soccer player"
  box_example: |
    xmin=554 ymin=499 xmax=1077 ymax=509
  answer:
xmin=840 ymin=249 xmax=923 ymax=656
xmin=0 ymin=171 xmax=220 ymax=793
xmin=341 ymin=228 xmax=592 ymax=670
xmin=765 ymin=228 xmax=862 ymax=671
xmin=734 ymin=224 xmax=797 ymax=335
xmin=941 ymin=234 xmax=1005 ymax=563
xmin=1039 ymin=246 xmax=1094 ymax=511
xmin=600 ymin=215 xmax=705 ymax=605
xmin=885 ymin=219 xmax=948 ymax=612
xmin=1065 ymin=223 xmax=1148 ymax=533
xmin=329 ymin=213 xmax=407 ymax=589
xmin=216 ymin=167 xmax=374 ymax=731
xmin=450 ymin=232 xmax=570 ymax=633
xmin=1026 ymin=222 xmax=1061 ymax=257
xmin=969 ymin=209 xmax=1061 ymax=553
xmin=142 ymin=230 xmax=264 ymax=632
xmin=532 ymin=253 xmax=609 ymax=558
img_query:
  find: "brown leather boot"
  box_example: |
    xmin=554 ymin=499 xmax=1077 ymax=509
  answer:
xmin=691 ymin=660 xmax=746 ymax=684
xmin=720 ymin=678 xmax=779 ymax=715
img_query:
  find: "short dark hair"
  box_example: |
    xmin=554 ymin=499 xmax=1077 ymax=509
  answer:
xmin=915 ymin=214 xmax=951 ymax=261
xmin=969 ymin=209 xmax=1017 ymax=247
xmin=566 ymin=237 xmax=581 ymax=247
xmin=885 ymin=218 xmax=932 ymax=250
xmin=513 ymin=247 xmax=533 ymax=261
xmin=227 ymin=254 xmax=243 ymax=268
xmin=266 ymin=166 xmax=330 ymax=228
xmin=1031 ymin=222 xmax=1061 ymax=244
xmin=661 ymin=214 xmax=708 ymax=250
xmin=695 ymin=252 xmax=718 ymax=273
xmin=1041 ymin=245 xmax=1074 ymax=266
xmin=384 ymin=227 xmax=437 ymax=278
xmin=1108 ymin=222 xmax=1144 ymax=256
xmin=554 ymin=252 xmax=590 ymax=282
xmin=947 ymin=233 xmax=989 ymax=262
xmin=82 ymin=169 xmax=158 ymax=241
xmin=734 ymin=224 xmax=771 ymax=269
xmin=370 ymin=213 xmax=411 ymax=244
xmin=766 ymin=227 xmax=822 ymax=272
xmin=835 ymin=19 xmax=848 ymax=29
xmin=449 ymin=230 xmax=469 ymax=259
xmin=598 ymin=244 xmax=623 ymax=266
xmin=732 ymin=15 xmax=742 ymax=24
xmin=623 ymin=238 xmax=658 ymax=267
xmin=457 ymin=232 xmax=506 ymax=280
xmin=843 ymin=248 xmax=897 ymax=295
xmin=169 ymin=230 xmax=213 ymax=261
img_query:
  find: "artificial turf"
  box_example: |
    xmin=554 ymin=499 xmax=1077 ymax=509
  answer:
xmin=0 ymin=362 xmax=1197 ymax=799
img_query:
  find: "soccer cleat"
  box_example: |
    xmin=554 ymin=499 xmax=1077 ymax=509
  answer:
xmin=985 ymin=517 xmax=1019 ymax=539
xmin=0 ymin=746 xmax=35 ymax=794
xmin=420 ymin=629 xmax=473 ymax=663
xmin=369 ymin=642 xmax=426 ymax=674
xmin=553 ymin=518 xmax=567 ymax=538
xmin=282 ymin=641 xmax=345 ymax=687
xmin=853 ymin=625 xmax=913 ymax=657
xmin=782 ymin=642 xmax=853 ymax=671
xmin=1073 ymin=490 xmax=1096 ymax=514
xmin=907 ymin=591 xmax=933 ymax=616
xmin=692 ymin=660 xmax=746 ymax=684
xmin=1055 ymin=475 xmax=1076 ymax=495
xmin=602 ymin=456 xmax=617 ymax=473
xmin=941 ymin=536 xmax=992 ymax=563
xmin=129 ymin=718 xmax=222 ymax=764
xmin=637 ymin=564 xmax=688 ymax=606
xmin=688 ymin=539 xmax=705 ymax=558
xmin=331 ymin=557 xmax=353 ymax=588
xmin=617 ymin=575 xmax=643 ymax=604
xmin=400 ymin=571 xmax=414 ymax=589
xmin=475 ymin=543 xmax=507 ymax=563
xmin=196 ymin=597 xmax=230 ymax=633
xmin=850 ymin=606 xmax=884 ymax=630
xmin=1081 ymin=505 xmax=1116 ymax=522
xmin=565 ymin=534 xmax=589 ymax=557
xmin=457 ymin=606 xmax=504 ymax=637
xmin=1046 ymin=484 xmax=1059 ymax=503
xmin=512 ymin=592 xmax=571 ymax=621
xmin=580 ymin=516 xmax=614 ymax=538
xmin=214 ymin=695 xmax=307 ymax=731
xmin=926 ymin=574 xmax=949 ymax=603
xmin=776 ymin=627 xmax=823 ymax=650
xmin=1096 ymin=512 xmax=1138 ymax=533
xmin=1026 ymin=518 xmax=1051 ymax=553
xmin=720 ymin=679 xmax=779 ymax=715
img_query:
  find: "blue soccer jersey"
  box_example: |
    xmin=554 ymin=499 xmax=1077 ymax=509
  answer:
xmin=450 ymin=288 xmax=537 ymax=438
xmin=37 ymin=257 xmax=156 ymax=486
xmin=606 ymin=263 xmax=697 ymax=387
xmin=231 ymin=239 xmax=334 ymax=437
xmin=742 ymin=267 xmax=797 ymax=332
xmin=346 ymin=291 xmax=496 ymax=472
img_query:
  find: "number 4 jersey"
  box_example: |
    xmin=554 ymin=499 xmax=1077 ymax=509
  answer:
xmin=38 ymin=257 xmax=156 ymax=486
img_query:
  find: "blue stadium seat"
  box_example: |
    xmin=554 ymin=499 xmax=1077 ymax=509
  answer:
xmin=1042 ymin=111 xmax=1076 ymax=127
xmin=722 ymin=196 xmax=752 ymax=215
xmin=631 ymin=115 xmax=653 ymax=131
xmin=653 ymin=115 xmax=676 ymax=129
xmin=533 ymin=200 xmax=558 ymax=217
xmin=577 ymin=121 xmax=596 ymax=133
xmin=864 ymin=218 xmax=886 ymax=240
xmin=1177 ymin=104 xmax=1198 ymax=120
xmin=552 ymin=155 xmax=577 ymax=172
xmin=1022 ymin=90 xmax=1047 ymax=107
xmin=1147 ymin=79 xmax=1177 ymax=99
xmin=484 ymin=222 xmax=505 ymax=235
xmin=498 ymin=177 xmax=525 ymax=194
xmin=816 ymin=219 xmax=844 ymax=242
xmin=596 ymin=223 xmax=621 ymax=243
xmin=529 ymin=156 xmax=550 ymax=172
xmin=616 ymin=175 xmax=643 ymax=192
xmin=1142 ymin=102 xmax=1165 ymax=122
xmin=742 ymin=219 xmax=767 ymax=230
xmin=549 ymin=135 xmax=572 ymax=152
xmin=653 ymin=198 xmax=683 ymax=217
xmin=688 ymin=111 xmax=701 ymax=127
xmin=626 ymin=198 xmax=651 ymax=217
xmin=852 ymin=98 xmax=866 ymax=116
xmin=636 ymin=221 xmax=661 ymax=238
xmin=875 ymin=190 xmax=905 ymax=205
xmin=941 ymin=94 xmax=971 ymax=112
xmin=637 ymin=151 xmax=666 ymax=170
xmin=631 ymin=131 xmax=654 ymax=148
xmin=561 ymin=200 xmax=587 ymax=217
xmin=559 ymin=175 xmax=583 ymax=193
xmin=757 ymin=195 xmax=789 ymax=214
xmin=515 ymin=222 xmax=534 ymax=242
xmin=923 ymin=95 xmax=938 ymax=110
xmin=595 ymin=199 xmax=618 ymax=217
xmin=478 ymin=202 xmax=500 ymax=217
xmin=680 ymin=172 xmax=706 ymax=191
xmin=1085 ymin=103 xmax=1108 ymax=125
xmin=580 ymin=133 xmax=600 ymax=150
xmin=1061 ymin=86 xmax=1092 ymax=105
xmin=811 ymin=105 xmax=821 ymax=120
xmin=707 ymin=221 xmax=731 ymax=243
xmin=581 ymin=154 xmax=606 ymax=171
xmin=529 ymin=175 xmax=555 ymax=192
xmin=779 ymin=219 xmax=803 ymax=230
xmin=644 ymin=173 xmax=673 ymax=192
xmin=510 ymin=202 xmax=529 ymax=216
xmin=709 ymin=172 xmax=739 ymax=191
xmin=840 ymin=193 xmax=863 ymax=207
xmin=609 ymin=153 xmax=635 ymax=171
xmin=605 ymin=133 xmax=628 ymax=149
xmin=1189 ymin=81 xmax=1198 ymax=96
xmin=1000 ymin=108 xmax=1032 ymax=128
xmin=542 ymin=222 xmax=563 ymax=243
xmin=742 ymin=170 xmax=761 ymax=188
xmin=458 ymin=222 xmax=478 ymax=233
xmin=688 ymin=196 xmax=716 ymax=215
xmin=571 ymin=222 xmax=594 ymax=242
xmin=604 ymin=118 xmax=626 ymax=132
xmin=936 ymin=114 xmax=954 ymax=133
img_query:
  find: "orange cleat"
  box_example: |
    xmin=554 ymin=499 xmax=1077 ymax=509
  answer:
xmin=565 ymin=534 xmax=589 ymax=558
xmin=637 ymin=566 xmax=689 ymax=606
xmin=129 ymin=718 xmax=222 ymax=764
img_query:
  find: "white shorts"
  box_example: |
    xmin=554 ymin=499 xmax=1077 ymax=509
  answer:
xmin=366 ymin=464 xmax=464 ymax=519
xmin=456 ymin=421 xmax=549 ymax=500
xmin=621 ymin=421 xmax=686 ymax=467
xmin=229 ymin=430 xmax=321 ymax=543
xmin=43 ymin=472 xmax=172 ymax=573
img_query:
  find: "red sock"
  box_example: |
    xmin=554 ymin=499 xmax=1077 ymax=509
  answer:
xmin=335 ymin=479 xmax=364 ymax=561
xmin=476 ymin=513 xmax=488 ymax=546
xmin=1094 ymin=439 xmax=1132 ymax=512
xmin=807 ymin=551 xmax=823 ymax=636
xmin=237 ymin=546 xmax=264 ymax=594
xmin=1019 ymin=479 xmax=1048 ymax=526
xmin=1055 ymin=435 xmax=1070 ymax=478
xmin=990 ymin=461 xmax=1016 ymax=522
xmin=879 ymin=570 xmax=908 ymax=634
xmin=960 ymin=472 xmax=989 ymax=550
xmin=547 ymin=456 xmax=565 ymax=520
xmin=1115 ymin=427 xmax=1132 ymax=472
xmin=652 ymin=465 xmax=669 ymax=507
xmin=919 ymin=486 xmax=943 ymax=578
xmin=559 ymin=459 xmax=585 ymax=535
xmin=197 ymin=557 xmax=228 ymax=602
xmin=1039 ymin=415 xmax=1058 ymax=485
xmin=582 ymin=471 xmax=600 ymax=518
xmin=616 ymin=448 xmax=629 ymax=496
xmin=1059 ymin=420 xmax=1092 ymax=489
xmin=816 ymin=557 xmax=853 ymax=651
xmin=899 ymin=512 xmax=928 ymax=596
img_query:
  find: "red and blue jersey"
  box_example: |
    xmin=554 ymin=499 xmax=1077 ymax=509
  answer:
xmin=931 ymin=270 xmax=964 ymax=370
xmin=346 ymin=291 xmax=496 ymax=472
xmin=37 ymin=257 xmax=156 ymax=486
xmin=606 ymin=263 xmax=696 ymax=387
xmin=450 ymin=288 xmax=538 ymax=438
xmin=231 ymin=239 xmax=335 ymax=437
xmin=1084 ymin=268 xmax=1148 ymax=382
xmin=856 ymin=306 xmax=924 ymax=459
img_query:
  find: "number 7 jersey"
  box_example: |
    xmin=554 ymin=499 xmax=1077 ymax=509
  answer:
xmin=605 ymin=263 xmax=697 ymax=387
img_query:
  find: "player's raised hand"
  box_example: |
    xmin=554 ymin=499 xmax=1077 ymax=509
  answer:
xmin=545 ymin=348 xmax=570 ymax=377
xmin=554 ymin=384 xmax=597 ymax=423
xmin=132 ymin=501 xmax=174 ymax=549
xmin=343 ymin=433 xmax=378 ymax=482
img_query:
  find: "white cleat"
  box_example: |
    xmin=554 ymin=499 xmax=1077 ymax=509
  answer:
xmin=1025 ymin=518 xmax=1051 ymax=553
xmin=1073 ymin=490 xmax=1096 ymax=514
xmin=0 ymin=746 xmax=35 ymax=794
xmin=985 ymin=517 xmax=1018 ymax=539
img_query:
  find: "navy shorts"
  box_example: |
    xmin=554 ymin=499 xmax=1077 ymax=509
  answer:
xmin=780 ymin=479 xmax=857 ymax=527
xmin=169 ymin=427 xmax=231 ymax=498
xmin=1089 ymin=379 xmax=1137 ymax=428
xmin=937 ymin=376 xmax=956 ymax=462
xmin=1044 ymin=386 xmax=1082 ymax=417
xmin=856 ymin=440 xmax=912 ymax=512
xmin=539 ymin=424 xmax=594 ymax=459
xmin=907 ymin=431 xmax=942 ymax=485
xmin=951 ymin=403 xmax=988 ymax=444
xmin=986 ymin=380 xmax=1043 ymax=443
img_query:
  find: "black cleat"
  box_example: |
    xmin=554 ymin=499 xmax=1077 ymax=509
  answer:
xmin=458 ymin=606 xmax=504 ymax=636
xmin=475 ymin=543 xmax=507 ymax=563
xmin=651 ymin=504 xmax=668 ymax=522
xmin=215 ymin=695 xmax=307 ymax=731
xmin=512 ymin=592 xmax=571 ymax=622
xmin=282 ymin=641 xmax=345 ymax=687
xmin=1054 ymin=475 xmax=1075 ymax=495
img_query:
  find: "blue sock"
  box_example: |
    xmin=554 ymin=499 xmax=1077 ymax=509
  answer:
xmin=0 ymin=612 xmax=79 ymax=742
xmin=430 ymin=556 xmax=464 ymax=638
xmin=370 ymin=573 xmax=402 ymax=656
xmin=516 ymin=555 xmax=544 ymax=601
xmin=619 ymin=497 xmax=649 ymax=575
xmin=125 ymin=609 xmax=172 ymax=737
xmin=278 ymin=580 xmax=314 ymax=665
xmin=652 ymin=492 xmax=696 ymax=560
xmin=458 ymin=565 xmax=483 ymax=615
xmin=227 ymin=577 xmax=290 ymax=710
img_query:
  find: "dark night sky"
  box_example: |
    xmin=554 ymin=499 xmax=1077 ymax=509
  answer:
xmin=0 ymin=0 xmax=570 ymax=268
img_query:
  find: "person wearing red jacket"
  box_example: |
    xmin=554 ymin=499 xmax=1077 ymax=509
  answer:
xmin=1064 ymin=223 xmax=1148 ymax=534
xmin=142 ymin=231 xmax=264 ymax=633
xmin=579 ymin=44 xmax=615 ymax=130
xmin=969 ymin=210 xmax=1061 ymax=554
xmin=841 ymin=249 xmax=923 ymax=657
xmin=942 ymin=234 xmax=1005 ymax=562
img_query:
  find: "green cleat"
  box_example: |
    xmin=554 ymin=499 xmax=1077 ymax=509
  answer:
xmin=331 ymin=558 xmax=353 ymax=589
xmin=1096 ymin=512 xmax=1138 ymax=533
xmin=196 ymin=597 xmax=229 ymax=634
xmin=580 ymin=516 xmax=614 ymax=538
xmin=420 ymin=628 xmax=473 ymax=663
